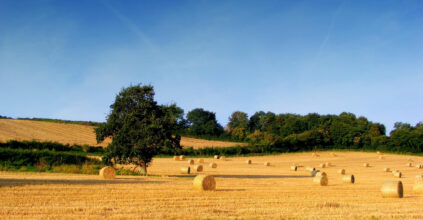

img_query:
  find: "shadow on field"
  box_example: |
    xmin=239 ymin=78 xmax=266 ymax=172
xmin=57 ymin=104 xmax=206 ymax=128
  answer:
xmin=215 ymin=189 xmax=245 ymax=192
xmin=169 ymin=174 xmax=311 ymax=179
xmin=0 ymin=178 xmax=164 ymax=187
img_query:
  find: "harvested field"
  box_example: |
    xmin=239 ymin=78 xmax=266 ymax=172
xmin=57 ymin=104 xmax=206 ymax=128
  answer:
xmin=1 ymin=152 xmax=423 ymax=219
xmin=0 ymin=119 xmax=245 ymax=149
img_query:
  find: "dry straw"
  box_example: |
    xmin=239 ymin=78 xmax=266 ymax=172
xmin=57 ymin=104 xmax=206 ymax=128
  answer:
xmin=246 ymin=159 xmax=252 ymax=164
xmin=311 ymin=170 xmax=320 ymax=177
xmin=264 ymin=162 xmax=270 ymax=166
xmin=194 ymin=165 xmax=203 ymax=172
xmin=193 ymin=175 xmax=216 ymax=191
xmin=99 ymin=166 xmax=116 ymax=180
xmin=188 ymin=159 xmax=195 ymax=165
xmin=316 ymin=171 xmax=327 ymax=177
xmin=179 ymin=155 xmax=185 ymax=160
xmin=330 ymin=152 xmax=337 ymax=157
xmin=290 ymin=165 xmax=297 ymax=171
xmin=363 ymin=163 xmax=369 ymax=167
xmin=173 ymin=156 xmax=179 ymax=161
xmin=416 ymin=164 xmax=423 ymax=169
xmin=319 ymin=163 xmax=326 ymax=168
xmin=413 ymin=175 xmax=423 ymax=194
xmin=313 ymin=175 xmax=328 ymax=186
xmin=214 ymin=155 xmax=219 ymax=159
xmin=381 ymin=181 xmax=403 ymax=198
xmin=220 ymin=156 xmax=226 ymax=161
xmin=343 ymin=174 xmax=355 ymax=184
xmin=379 ymin=156 xmax=385 ymax=160
xmin=338 ymin=169 xmax=345 ymax=175
xmin=325 ymin=162 xmax=331 ymax=167
xmin=406 ymin=162 xmax=412 ymax=167
xmin=384 ymin=168 xmax=391 ymax=172
xmin=209 ymin=162 xmax=217 ymax=168
xmin=197 ymin=158 xmax=204 ymax=163
xmin=377 ymin=151 xmax=382 ymax=155
xmin=408 ymin=158 xmax=413 ymax=162
xmin=312 ymin=153 xmax=319 ymax=157
xmin=180 ymin=166 xmax=191 ymax=174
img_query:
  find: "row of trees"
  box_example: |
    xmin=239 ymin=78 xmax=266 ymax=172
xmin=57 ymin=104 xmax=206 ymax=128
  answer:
xmin=95 ymin=84 xmax=422 ymax=175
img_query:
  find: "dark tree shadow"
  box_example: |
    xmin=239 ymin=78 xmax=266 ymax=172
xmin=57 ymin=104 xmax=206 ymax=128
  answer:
xmin=169 ymin=174 xmax=311 ymax=179
xmin=0 ymin=178 xmax=165 ymax=187
xmin=215 ymin=189 xmax=245 ymax=192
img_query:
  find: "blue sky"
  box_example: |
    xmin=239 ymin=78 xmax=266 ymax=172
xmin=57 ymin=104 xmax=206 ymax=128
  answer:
xmin=1 ymin=0 xmax=422 ymax=133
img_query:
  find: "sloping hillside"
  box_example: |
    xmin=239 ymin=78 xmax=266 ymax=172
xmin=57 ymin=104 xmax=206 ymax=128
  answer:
xmin=0 ymin=119 xmax=246 ymax=149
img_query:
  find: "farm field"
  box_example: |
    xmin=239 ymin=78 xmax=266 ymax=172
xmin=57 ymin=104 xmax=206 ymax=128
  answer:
xmin=1 ymin=151 xmax=423 ymax=219
xmin=0 ymin=118 xmax=246 ymax=149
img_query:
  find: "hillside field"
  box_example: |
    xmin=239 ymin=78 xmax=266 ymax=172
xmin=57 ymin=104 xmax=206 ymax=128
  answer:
xmin=1 ymin=151 xmax=423 ymax=219
xmin=0 ymin=119 xmax=246 ymax=149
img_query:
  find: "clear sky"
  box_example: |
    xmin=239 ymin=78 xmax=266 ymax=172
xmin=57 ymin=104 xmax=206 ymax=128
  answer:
xmin=1 ymin=0 xmax=422 ymax=133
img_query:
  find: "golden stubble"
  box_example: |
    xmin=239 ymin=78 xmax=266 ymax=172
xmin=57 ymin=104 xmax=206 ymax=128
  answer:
xmin=1 ymin=151 xmax=423 ymax=219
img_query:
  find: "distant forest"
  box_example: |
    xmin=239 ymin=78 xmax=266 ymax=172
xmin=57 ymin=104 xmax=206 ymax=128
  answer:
xmin=2 ymin=107 xmax=423 ymax=154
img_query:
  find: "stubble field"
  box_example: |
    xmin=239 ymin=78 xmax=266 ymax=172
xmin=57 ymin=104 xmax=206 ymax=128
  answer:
xmin=1 ymin=151 xmax=422 ymax=219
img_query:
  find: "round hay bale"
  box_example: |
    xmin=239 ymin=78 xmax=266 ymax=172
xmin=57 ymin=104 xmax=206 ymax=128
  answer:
xmin=319 ymin=163 xmax=326 ymax=168
xmin=197 ymin=158 xmax=204 ymax=163
xmin=311 ymin=169 xmax=320 ymax=177
xmin=343 ymin=174 xmax=355 ymax=184
xmin=384 ymin=168 xmax=391 ymax=172
xmin=306 ymin=166 xmax=316 ymax=172
xmin=220 ymin=156 xmax=226 ymax=161
xmin=381 ymin=181 xmax=403 ymax=198
xmin=179 ymin=155 xmax=185 ymax=160
xmin=338 ymin=169 xmax=345 ymax=175
xmin=188 ymin=159 xmax=195 ymax=165
xmin=173 ymin=156 xmax=179 ymax=161
xmin=264 ymin=162 xmax=270 ymax=166
xmin=379 ymin=156 xmax=384 ymax=160
xmin=413 ymin=175 xmax=423 ymax=194
xmin=214 ymin=155 xmax=219 ymax=159
xmin=415 ymin=164 xmax=422 ymax=169
xmin=363 ymin=163 xmax=369 ymax=167
xmin=181 ymin=166 xmax=190 ymax=174
xmin=290 ymin=165 xmax=297 ymax=171
xmin=325 ymin=162 xmax=331 ymax=167
xmin=246 ymin=159 xmax=252 ymax=164
xmin=313 ymin=175 xmax=328 ymax=186
xmin=194 ymin=164 xmax=203 ymax=172
xmin=330 ymin=152 xmax=337 ymax=157
xmin=377 ymin=151 xmax=381 ymax=155
xmin=193 ymin=175 xmax=216 ymax=191
xmin=209 ymin=162 xmax=217 ymax=168
xmin=393 ymin=171 xmax=402 ymax=178
xmin=406 ymin=162 xmax=412 ymax=167
xmin=99 ymin=166 xmax=116 ymax=180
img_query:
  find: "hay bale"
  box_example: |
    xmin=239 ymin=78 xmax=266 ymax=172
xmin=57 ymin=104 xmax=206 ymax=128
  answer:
xmin=313 ymin=175 xmax=328 ymax=186
xmin=197 ymin=158 xmax=204 ymax=163
xmin=393 ymin=171 xmax=402 ymax=178
xmin=377 ymin=151 xmax=382 ymax=155
xmin=384 ymin=168 xmax=391 ymax=172
xmin=406 ymin=162 xmax=412 ymax=167
xmin=193 ymin=175 xmax=216 ymax=191
xmin=316 ymin=171 xmax=327 ymax=177
xmin=214 ymin=155 xmax=219 ymax=159
xmin=209 ymin=162 xmax=217 ymax=168
xmin=220 ymin=156 xmax=226 ymax=161
xmin=330 ymin=152 xmax=337 ymax=157
xmin=173 ymin=156 xmax=179 ymax=161
xmin=325 ymin=162 xmax=331 ymax=167
xmin=179 ymin=155 xmax=185 ymax=160
xmin=306 ymin=166 xmax=316 ymax=172
xmin=319 ymin=163 xmax=326 ymax=168
xmin=312 ymin=153 xmax=319 ymax=157
xmin=181 ymin=166 xmax=190 ymax=174
xmin=290 ymin=165 xmax=297 ymax=171
xmin=188 ymin=159 xmax=195 ymax=165
xmin=99 ymin=166 xmax=116 ymax=180
xmin=338 ymin=169 xmax=345 ymax=175
xmin=311 ymin=170 xmax=320 ymax=177
xmin=381 ymin=181 xmax=403 ymax=198
xmin=379 ymin=156 xmax=385 ymax=160
xmin=363 ymin=163 xmax=369 ymax=167
xmin=416 ymin=164 xmax=422 ymax=169
xmin=246 ymin=159 xmax=252 ymax=164
xmin=194 ymin=164 xmax=203 ymax=172
xmin=343 ymin=174 xmax=355 ymax=184
xmin=264 ymin=162 xmax=270 ymax=166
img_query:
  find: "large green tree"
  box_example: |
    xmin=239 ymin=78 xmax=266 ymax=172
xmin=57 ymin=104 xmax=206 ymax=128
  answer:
xmin=186 ymin=108 xmax=223 ymax=136
xmin=95 ymin=84 xmax=181 ymax=175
